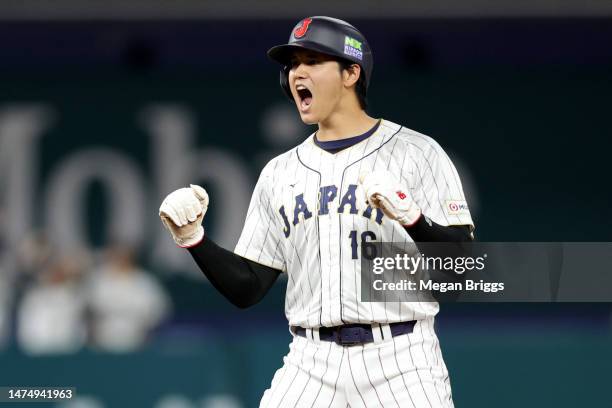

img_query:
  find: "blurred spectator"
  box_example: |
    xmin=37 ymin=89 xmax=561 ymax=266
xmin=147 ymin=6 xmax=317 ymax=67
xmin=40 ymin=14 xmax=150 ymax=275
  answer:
xmin=87 ymin=246 xmax=170 ymax=352
xmin=57 ymin=395 xmax=105 ymax=408
xmin=0 ymin=272 xmax=9 ymax=349
xmin=16 ymin=231 xmax=54 ymax=280
xmin=0 ymin=208 xmax=10 ymax=348
xmin=17 ymin=252 xmax=88 ymax=355
xmin=155 ymin=394 xmax=243 ymax=408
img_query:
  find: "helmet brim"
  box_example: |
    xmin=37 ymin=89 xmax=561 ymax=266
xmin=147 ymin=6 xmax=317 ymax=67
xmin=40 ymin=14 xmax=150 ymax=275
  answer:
xmin=267 ymin=42 xmax=347 ymax=66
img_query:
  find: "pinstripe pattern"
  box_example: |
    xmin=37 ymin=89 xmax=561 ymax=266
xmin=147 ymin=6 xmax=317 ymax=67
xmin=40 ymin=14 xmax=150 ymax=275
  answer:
xmin=235 ymin=119 xmax=473 ymax=326
xmin=235 ymin=119 xmax=470 ymax=407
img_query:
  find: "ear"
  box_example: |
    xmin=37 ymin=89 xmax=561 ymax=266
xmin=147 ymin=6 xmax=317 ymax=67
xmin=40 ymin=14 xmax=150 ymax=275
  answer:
xmin=342 ymin=64 xmax=361 ymax=88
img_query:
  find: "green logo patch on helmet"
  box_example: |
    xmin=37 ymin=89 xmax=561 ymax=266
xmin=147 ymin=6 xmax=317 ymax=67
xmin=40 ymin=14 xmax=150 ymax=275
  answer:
xmin=344 ymin=36 xmax=362 ymax=50
xmin=343 ymin=36 xmax=363 ymax=60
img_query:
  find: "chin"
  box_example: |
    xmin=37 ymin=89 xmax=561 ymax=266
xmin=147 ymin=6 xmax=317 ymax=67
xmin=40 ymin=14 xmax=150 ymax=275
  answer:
xmin=297 ymin=110 xmax=319 ymax=125
xmin=300 ymin=116 xmax=318 ymax=125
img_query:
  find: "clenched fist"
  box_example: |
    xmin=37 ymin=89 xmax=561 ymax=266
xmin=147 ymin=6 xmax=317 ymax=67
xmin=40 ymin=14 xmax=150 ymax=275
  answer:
xmin=360 ymin=171 xmax=421 ymax=227
xmin=159 ymin=184 xmax=209 ymax=248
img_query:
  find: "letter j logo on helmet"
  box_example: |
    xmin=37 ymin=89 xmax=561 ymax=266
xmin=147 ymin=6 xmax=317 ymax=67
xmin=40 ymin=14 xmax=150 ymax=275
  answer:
xmin=293 ymin=18 xmax=313 ymax=38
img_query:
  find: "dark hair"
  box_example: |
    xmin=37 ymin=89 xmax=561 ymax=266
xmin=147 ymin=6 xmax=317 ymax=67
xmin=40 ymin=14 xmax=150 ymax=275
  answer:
xmin=338 ymin=59 xmax=368 ymax=110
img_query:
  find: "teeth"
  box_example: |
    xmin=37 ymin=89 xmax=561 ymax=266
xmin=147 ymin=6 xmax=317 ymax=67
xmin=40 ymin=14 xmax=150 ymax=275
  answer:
xmin=296 ymin=85 xmax=306 ymax=90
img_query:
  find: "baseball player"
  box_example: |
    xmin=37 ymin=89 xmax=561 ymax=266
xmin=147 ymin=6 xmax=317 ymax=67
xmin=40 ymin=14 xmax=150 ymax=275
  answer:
xmin=160 ymin=16 xmax=474 ymax=408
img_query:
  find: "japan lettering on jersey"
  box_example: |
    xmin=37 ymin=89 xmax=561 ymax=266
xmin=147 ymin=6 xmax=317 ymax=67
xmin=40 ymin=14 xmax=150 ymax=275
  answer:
xmin=235 ymin=119 xmax=474 ymax=329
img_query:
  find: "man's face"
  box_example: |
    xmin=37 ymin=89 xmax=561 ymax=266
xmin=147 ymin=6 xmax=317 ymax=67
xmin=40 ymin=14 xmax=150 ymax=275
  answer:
xmin=287 ymin=50 xmax=344 ymax=125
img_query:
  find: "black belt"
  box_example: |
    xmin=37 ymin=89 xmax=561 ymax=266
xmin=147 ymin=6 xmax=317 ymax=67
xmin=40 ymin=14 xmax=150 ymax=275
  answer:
xmin=292 ymin=321 xmax=417 ymax=346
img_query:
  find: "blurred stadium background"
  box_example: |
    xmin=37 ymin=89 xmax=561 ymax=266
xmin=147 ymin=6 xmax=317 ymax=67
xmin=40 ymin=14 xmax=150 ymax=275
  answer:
xmin=1 ymin=1 xmax=611 ymax=407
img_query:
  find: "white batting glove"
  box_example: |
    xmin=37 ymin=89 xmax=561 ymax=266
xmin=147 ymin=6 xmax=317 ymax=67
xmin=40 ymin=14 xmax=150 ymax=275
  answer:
xmin=360 ymin=171 xmax=422 ymax=227
xmin=159 ymin=184 xmax=209 ymax=248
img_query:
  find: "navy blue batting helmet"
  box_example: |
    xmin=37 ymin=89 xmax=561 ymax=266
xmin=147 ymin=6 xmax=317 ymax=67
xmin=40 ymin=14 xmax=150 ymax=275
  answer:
xmin=267 ymin=16 xmax=373 ymax=100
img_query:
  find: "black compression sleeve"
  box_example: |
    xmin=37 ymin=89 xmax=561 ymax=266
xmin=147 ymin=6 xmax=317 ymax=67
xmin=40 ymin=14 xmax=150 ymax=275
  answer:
xmin=405 ymin=215 xmax=473 ymax=301
xmin=404 ymin=215 xmax=472 ymax=242
xmin=187 ymin=238 xmax=281 ymax=309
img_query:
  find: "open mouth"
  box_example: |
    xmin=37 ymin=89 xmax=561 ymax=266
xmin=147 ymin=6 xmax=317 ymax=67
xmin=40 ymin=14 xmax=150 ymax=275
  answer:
xmin=296 ymin=85 xmax=313 ymax=111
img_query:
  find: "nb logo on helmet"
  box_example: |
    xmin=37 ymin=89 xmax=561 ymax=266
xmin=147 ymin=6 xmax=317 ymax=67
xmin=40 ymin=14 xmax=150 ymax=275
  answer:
xmin=293 ymin=18 xmax=313 ymax=38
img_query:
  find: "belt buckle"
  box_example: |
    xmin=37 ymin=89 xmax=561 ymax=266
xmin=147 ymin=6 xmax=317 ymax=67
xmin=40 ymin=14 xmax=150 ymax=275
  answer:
xmin=335 ymin=326 xmax=365 ymax=346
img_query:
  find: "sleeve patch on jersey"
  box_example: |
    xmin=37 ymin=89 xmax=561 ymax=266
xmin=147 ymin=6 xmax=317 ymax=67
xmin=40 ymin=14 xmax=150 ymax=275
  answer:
xmin=444 ymin=200 xmax=470 ymax=216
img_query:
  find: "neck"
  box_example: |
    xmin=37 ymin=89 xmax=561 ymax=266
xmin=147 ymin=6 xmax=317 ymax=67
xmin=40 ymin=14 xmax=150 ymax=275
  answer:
xmin=316 ymin=106 xmax=378 ymax=142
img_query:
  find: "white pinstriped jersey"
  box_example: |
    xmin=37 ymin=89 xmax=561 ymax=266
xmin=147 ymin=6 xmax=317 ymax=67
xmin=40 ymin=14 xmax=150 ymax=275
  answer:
xmin=235 ymin=119 xmax=474 ymax=328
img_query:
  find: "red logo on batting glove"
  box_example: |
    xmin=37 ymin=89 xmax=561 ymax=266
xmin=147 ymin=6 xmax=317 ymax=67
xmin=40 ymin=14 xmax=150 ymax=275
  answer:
xmin=397 ymin=191 xmax=406 ymax=200
xmin=294 ymin=18 xmax=313 ymax=38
